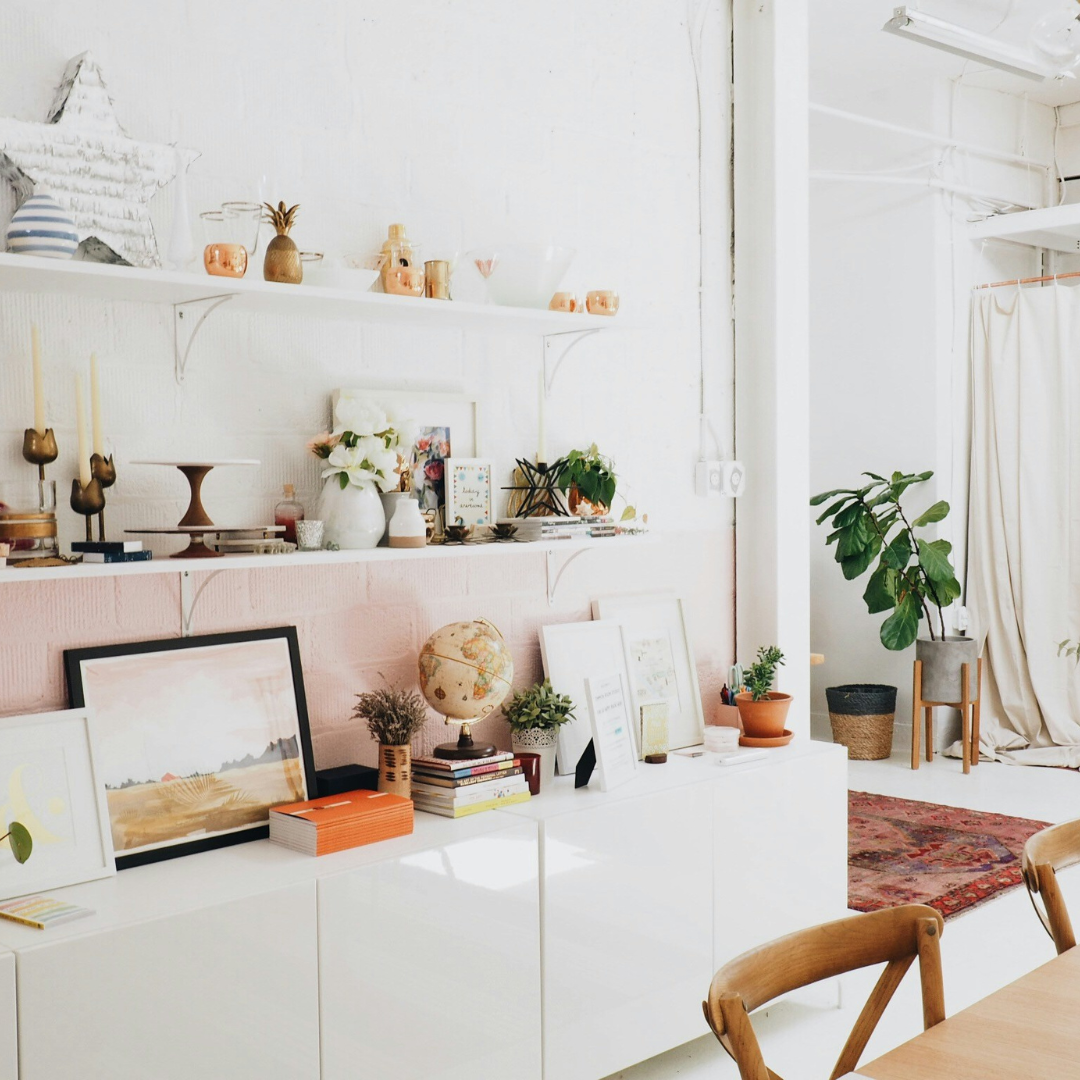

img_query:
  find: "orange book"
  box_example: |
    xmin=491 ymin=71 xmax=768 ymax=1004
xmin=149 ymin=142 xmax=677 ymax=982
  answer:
xmin=269 ymin=790 xmax=413 ymax=855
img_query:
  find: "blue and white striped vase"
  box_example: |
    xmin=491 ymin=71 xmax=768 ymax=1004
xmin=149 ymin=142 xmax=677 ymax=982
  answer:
xmin=6 ymin=193 xmax=78 ymax=259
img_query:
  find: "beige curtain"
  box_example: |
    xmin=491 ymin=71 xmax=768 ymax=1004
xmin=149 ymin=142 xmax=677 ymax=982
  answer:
xmin=966 ymin=285 xmax=1080 ymax=767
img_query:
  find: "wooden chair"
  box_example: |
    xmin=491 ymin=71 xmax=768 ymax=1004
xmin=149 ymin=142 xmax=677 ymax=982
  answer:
xmin=702 ymin=905 xmax=945 ymax=1080
xmin=1022 ymin=818 xmax=1080 ymax=954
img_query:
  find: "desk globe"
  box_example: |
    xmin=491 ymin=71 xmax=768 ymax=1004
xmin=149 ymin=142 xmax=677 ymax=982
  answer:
xmin=419 ymin=619 xmax=514 ymax=759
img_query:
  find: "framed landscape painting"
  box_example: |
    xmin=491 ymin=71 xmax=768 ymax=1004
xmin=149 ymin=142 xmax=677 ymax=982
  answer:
xmin=65 ymin=627 xmax=316 ymax=869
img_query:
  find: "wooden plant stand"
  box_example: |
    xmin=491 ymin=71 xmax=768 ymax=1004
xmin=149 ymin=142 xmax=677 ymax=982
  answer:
xmin=911 ymin=657 xmax=982 ymax=774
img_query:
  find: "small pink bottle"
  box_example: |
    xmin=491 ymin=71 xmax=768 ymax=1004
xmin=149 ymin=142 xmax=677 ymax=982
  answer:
xmin=274 ymin=484 xmax=304 ymax=544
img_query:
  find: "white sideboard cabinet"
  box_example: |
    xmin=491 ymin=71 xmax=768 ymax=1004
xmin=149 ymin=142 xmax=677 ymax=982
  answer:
xmin=0 ymin=741 xmax=846 ymax=1080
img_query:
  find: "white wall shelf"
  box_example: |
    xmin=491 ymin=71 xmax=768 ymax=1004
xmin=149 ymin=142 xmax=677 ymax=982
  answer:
xmin=970 ymin=204 xmax=1080 ymax=253
xmin=0 ymin=251 xmax=618 ymax=335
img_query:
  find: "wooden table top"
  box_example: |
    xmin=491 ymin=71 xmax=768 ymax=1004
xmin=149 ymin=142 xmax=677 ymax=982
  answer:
xmin=858 ymin=946 xmax=1080 ymax=1079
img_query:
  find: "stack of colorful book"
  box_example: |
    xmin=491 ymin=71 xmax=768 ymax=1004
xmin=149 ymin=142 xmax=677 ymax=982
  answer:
xmin=498 ymin=516 xmax=586 ymax=541
xmin=269 ymin=789 xmax=413 ymax=855
xmin=411 ymin=752 xmax=530 ymax=817
xmin=71 ymin=540 xmax=152 ymax=564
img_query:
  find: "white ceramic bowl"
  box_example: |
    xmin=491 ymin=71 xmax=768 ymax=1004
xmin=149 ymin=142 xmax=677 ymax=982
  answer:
xmin=468 ymin=244 xmax=576 ymax=309
xmin=704 ymin=726 xmax=741 ymax=753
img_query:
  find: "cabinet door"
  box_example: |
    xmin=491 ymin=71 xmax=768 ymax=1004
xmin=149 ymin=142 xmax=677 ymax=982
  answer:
xmin=540 ymin=784 xmax=714 ymax=1080
xmin=319 ymin=819 xmax=541 ymax=1080
xmin=0 ymin=948 xmax=13 ymax=1080
xmin=713 ymin=748 xmax=848 ymax=967
xmin=16 ymin=882 xmax=319 ymax=1080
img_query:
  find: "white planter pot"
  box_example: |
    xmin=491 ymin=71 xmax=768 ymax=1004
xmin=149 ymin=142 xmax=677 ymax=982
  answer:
xmin=379 ymin=492 xmax=416 ymax=546
xmin=511 ymin=728 xmax=559 ymax=792
xmin=317 ymin=480 xmax=385 ymax=550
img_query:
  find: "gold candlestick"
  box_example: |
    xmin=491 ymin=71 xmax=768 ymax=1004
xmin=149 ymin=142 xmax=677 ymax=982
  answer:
xmin=70 ymin=477 xmax=106 ymax=544
xmin=90 ymin=453 xmax=116 ymax=542
xmin=22 ymin=428 xmax=58 ymax=482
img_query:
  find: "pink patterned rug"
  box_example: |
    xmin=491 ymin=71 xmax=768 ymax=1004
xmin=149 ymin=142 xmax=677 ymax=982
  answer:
xmin=849 ymin=791 xmax=1052 ymax=920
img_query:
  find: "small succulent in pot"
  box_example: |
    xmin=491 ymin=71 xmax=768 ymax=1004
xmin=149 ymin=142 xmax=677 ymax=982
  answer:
xmin=743 ymin=646 xmax=785 ymax=702
xmin=503 ymin=679 xmax=576 ymax=733
xmin=735 ymin=646 xmax=791 ymax=739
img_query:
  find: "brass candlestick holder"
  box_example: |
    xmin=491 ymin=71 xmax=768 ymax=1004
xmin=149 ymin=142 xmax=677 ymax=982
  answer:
xmin=70 ymin=478 xmax=106 ymax=543
xmin=22 ymin=427 xmax=58 ymax=480
xmin=90 ymin=453 xmax=116 ymax=541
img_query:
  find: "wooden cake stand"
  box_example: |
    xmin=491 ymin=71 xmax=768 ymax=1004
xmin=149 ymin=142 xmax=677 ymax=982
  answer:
xmin=128 ymin=459 xmax=262 ymax=558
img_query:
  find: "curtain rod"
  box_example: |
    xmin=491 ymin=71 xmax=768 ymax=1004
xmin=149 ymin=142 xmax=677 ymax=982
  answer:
xmin=975 ymin=271 xmax=1080 ymax=290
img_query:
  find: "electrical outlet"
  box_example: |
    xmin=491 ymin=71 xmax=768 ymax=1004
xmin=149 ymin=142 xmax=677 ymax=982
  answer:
xmin=696 ymin=460 xmax=745 ymax=497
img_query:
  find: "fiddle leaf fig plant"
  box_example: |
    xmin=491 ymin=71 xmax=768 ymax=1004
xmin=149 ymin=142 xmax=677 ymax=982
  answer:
xmin=1 ymin=822 xmax=32 ymax=864
xmin=810 ymin=471 xmax=961 ymax=652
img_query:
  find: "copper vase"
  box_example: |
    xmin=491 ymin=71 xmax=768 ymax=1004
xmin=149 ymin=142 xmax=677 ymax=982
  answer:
xmin=264 ymin=235 xmax=302 ymax=284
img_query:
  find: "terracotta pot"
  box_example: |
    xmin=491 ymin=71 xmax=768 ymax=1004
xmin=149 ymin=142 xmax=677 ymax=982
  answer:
xmin=378 ymin=744 xmax=411 ymax=798
xmin=566 ymin=483 xmax=608 ymax=517
xmin=735 ymin=692 xmax=792 ymax=739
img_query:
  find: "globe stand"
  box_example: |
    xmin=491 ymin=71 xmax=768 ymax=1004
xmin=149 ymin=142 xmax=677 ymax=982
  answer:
xmin=434 ymin=721 xmax=499 ymax=761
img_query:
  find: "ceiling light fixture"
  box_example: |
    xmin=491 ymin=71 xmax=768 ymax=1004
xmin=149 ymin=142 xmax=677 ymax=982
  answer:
xmin=883 ymin=5 xmax=1068 ymax=82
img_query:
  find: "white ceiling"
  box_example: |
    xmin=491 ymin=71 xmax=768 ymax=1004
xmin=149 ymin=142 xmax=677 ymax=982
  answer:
xmin=810 ymin=0 xmax=1080 ymax=108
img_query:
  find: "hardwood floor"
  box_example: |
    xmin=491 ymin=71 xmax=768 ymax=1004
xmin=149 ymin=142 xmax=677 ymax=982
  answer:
xmin=608 ymin=746 xmax=1080 ymax=1079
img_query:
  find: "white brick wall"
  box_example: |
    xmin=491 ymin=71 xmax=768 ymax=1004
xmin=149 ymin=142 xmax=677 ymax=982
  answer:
xmin=0 ymin=0 xmax=735 ymax=762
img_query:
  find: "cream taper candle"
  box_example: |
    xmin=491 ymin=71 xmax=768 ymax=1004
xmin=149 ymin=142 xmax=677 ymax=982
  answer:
xmin=74 ymin=374 xmax=91 ymax=487
xmin=32 ymin=325 xmax=45 ymax=435
xmin=90 ymin=353 xmax=104 ymax=456
xmin=538 ymin=368 xmax=548 ymax=464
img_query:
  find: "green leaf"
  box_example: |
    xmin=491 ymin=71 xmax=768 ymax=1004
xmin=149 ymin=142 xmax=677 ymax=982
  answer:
xmin=620 ymin=505 xmax=636 ymax=521
xmin=836 ymin=516 xmax=873 ymax=558
xmin=862 ymin=472 xmax=887 ymax=482
xmin=6 ymin=822 xmax=31 ymax=864
xmin=913 ymin=500 xmax=950 ymax=527
xmin=880 ymin=592 xmax=921 ymax=651
xmin=882 ymin=532 xmax=912 ymax=572
xmin=919 ymin=538 xmax=955 ymax=582
xmin=809 ymin=488 xmax=852 ymax=507
xmin=863 ymin=565 xmax=897 ymax=614
xmin=815 ymin=497 xmax=852 ymax=526
xmin=832 ymin=504 xmax=862 ymax=528
xmin=841 ymin=533 xmax=881 ymax=580
xmin=338 ymin=471 xmax=350 ymax=490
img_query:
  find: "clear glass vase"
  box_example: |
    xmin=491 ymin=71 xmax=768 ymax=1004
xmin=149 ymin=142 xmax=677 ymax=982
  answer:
xmin=0 ymin=479 xmax=58 ymax=558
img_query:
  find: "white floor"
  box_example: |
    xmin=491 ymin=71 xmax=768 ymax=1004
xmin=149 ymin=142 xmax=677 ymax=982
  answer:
xmin=606 ymin=747 xmax=1080 ymax=1079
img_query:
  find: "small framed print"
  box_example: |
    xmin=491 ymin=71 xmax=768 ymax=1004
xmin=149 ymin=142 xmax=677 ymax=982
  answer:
xmin=446 ymin=458 xmax=493 ymax=528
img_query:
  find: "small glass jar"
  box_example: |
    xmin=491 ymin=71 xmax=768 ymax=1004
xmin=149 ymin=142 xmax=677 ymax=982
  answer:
xmin=0 ymin=479 xmax=58 ymax=558
xmin=274 ymin=484 xmax=305 ymax=544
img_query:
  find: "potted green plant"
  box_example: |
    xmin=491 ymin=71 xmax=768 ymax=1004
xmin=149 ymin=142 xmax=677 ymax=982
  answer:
xmin=556 ymin=444 xmax=617 ymax=516
xmin=503 ymin=680 xmax=575 ymax=790
xmin=1 ymin=821 xmax=32 ymax=865
xmin=352 ymin=680 xmax=430 ymax=798
xmin=735 ymin=646 xmax=791 ymax=738
xmin=810 ymin=470 xmax=976 ymax=704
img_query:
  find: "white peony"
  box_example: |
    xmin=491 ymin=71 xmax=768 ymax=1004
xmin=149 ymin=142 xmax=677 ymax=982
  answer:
xmin=334 ymin=395 xmax=388 ymax=438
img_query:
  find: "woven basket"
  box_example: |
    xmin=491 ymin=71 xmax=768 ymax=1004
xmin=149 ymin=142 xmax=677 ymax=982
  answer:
xmin=826 ymin=684 xmax=897 ymax=761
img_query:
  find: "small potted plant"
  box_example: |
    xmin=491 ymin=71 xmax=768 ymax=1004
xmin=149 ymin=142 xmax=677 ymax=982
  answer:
xmin=351 ymin=680 xmax=430 ymax=798
xmin=503 ymin=680 xmax=575 ymax=790
xmin=1 ymin=821 xmax=32 ymax=865
xmin=735 ymin=646 xmax=791 ymax=739
xmin=556 ymin=444 xmax=618 ymax=516
xmin=810 ymin=470 xmax=975 ymax=706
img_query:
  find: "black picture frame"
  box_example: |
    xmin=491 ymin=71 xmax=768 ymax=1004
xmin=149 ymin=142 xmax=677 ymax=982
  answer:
xmin=65 ymin=627 xmax=317 ymax=870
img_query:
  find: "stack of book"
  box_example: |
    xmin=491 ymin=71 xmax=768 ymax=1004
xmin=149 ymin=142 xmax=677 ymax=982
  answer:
xmin=580 ymin=515 xmax=617 ymax=538
xmin=269 ymin=789 xmax=413 ymax=856
xmin=71 ymin=540 xmax=152 ymax=564
xmin=411 ymin=752 xmax=530 ymax=817
xmin=498 ymin=516 xmax=586 ymax=541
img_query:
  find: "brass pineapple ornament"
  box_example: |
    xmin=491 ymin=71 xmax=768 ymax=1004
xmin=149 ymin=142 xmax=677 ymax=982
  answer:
xmin=263 ymin=201 xmax=302 ymax=284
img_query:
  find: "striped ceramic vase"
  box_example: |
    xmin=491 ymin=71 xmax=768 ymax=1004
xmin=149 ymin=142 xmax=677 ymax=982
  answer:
xmin=6 ymin=193 xmax=78 ymax=259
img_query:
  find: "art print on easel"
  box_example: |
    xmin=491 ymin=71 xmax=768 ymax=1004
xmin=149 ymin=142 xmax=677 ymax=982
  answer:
xmin=65 ymin=627 xmax=317 ymax=868
xmin=446 ymin=458 xmax=493 ymax=527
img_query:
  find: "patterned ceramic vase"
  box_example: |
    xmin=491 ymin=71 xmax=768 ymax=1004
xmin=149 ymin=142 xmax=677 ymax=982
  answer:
xmin=510 ymin=727 xmax=559 ymax=791
xmin=378 ymin=744 xmax=411 ymax=798
xmin=6 ymin=193 xmax=78 ymax=258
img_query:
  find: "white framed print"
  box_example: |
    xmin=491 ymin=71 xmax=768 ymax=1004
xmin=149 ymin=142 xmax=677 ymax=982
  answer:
xmin=591 ymin=595 xmax=705 ymax=750
xmin=446 ymin=458 xmax=493 ymax=528
xmin=0 ymin=709 xmax=115 ymax=901
xmin=585 ymin=674 xmax=638 ymax=792
xmin=540 ymin=620 xmax=634 ymax=774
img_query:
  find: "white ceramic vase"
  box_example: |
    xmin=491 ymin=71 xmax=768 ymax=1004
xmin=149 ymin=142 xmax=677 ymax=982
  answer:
xmin=317 ymin=479 xmax=385 ymax=550
xmin=511 ymin=728 xmax=559 ymax=792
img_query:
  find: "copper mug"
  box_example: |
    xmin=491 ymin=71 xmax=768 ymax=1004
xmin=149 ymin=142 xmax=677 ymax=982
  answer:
xmin=586 ymin=289 xmax=619 ymax=316
xmin=549 ymin=291 xmax=579 ymax=313
xmin=204 ymin=243 xmax=248 ymax=278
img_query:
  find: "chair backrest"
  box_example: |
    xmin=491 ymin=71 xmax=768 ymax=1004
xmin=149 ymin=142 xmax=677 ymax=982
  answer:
xmin=702 ymin=904 xmax=945 ymax=1080
xmin=1022 ymin=818 xmax=1080 ymax=955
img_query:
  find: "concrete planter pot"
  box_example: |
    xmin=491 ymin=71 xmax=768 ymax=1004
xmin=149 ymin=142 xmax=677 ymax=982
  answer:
xmin=916 ymin=637 xmax=979 ymax=703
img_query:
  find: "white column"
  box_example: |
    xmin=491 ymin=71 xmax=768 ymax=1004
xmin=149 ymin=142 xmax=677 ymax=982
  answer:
xmin=733 ymin=0 xmax=811 ymax=735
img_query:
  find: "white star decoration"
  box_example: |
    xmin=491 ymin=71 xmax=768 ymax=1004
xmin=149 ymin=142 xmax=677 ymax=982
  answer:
xmin=0 ymin=52 xmax=180 ymax=268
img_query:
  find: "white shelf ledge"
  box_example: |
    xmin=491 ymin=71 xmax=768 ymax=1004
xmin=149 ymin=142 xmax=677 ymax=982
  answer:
xmin=970 ymin=204 xmax=1080 ymax=254
xmin=0 ymin=252 xmax=619 ymax=335
xmin=0 ymin=533 xmax=655 ymax=585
